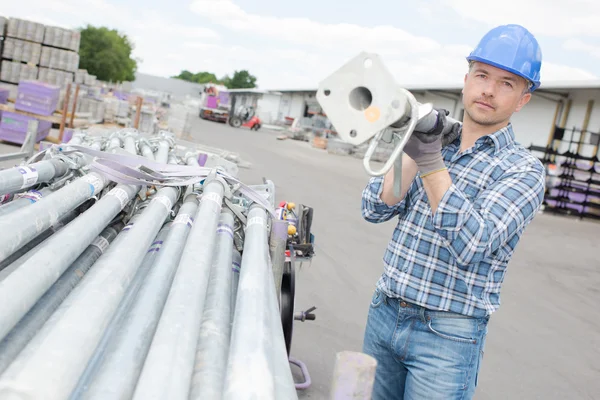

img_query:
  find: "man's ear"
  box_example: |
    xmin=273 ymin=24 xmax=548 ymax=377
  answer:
xmin=515 ymin=93 xmax=532 ymax=112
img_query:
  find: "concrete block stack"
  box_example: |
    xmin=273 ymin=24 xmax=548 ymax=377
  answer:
xmin=37 ymin=24 xmax=80 ymax=87
xmin=0 ymin=18 xmax=44 ymax=90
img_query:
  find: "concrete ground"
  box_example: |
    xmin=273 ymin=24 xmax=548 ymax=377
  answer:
xmin=0 ymin=117 xmax=598 ymax=399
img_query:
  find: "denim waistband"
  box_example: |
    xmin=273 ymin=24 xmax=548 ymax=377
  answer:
xmin=379 ymin=289 xmax=478 ymax=320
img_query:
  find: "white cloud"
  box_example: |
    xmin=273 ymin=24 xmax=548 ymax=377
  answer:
xmin=443 ymin=0 xmax=600 ymax=37
xmin=1 ymin=0 xmax=598 ymax=90
xmin=563 ymin=39 xmax=600 ymax=60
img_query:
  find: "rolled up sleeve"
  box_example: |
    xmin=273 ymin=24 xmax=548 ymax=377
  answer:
xmin=361 ymin=176 xmax=409 ymax=223
xmin=431 ymin=162 xmax=545 ymax=266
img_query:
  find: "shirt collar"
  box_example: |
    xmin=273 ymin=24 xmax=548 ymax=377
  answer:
xmin=451 ymin=123 xmax=516 ymax=155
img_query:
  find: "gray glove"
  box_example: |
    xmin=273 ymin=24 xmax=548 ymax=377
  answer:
xmin=415 ymin=108 xmax=462 ymax=147
xmin=404 ymin=109 xmax=460 ymax=176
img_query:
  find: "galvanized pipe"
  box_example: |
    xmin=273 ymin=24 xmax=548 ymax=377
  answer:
xmin=0 ymin=172 xmax=108 ymax=263
xmin=154 ymin=140 xmax=170 ymax=164
xmin=189 ymin=208 xmax=236 ymax=400
xmin=0 ymin=224 xmax=122 ymax=376
xmin=223 ymin=205 xmax=298 ymax=400
xmin=0 ymin=187 xmax=178 ymax=400
xmin=0 ymin=186 xmax=54 ymax=217
xmin=0 ymin=158 xmax=68 ymax=196
xmin=0 ymin=208 xmax=80 ymax=274
xmin=0 ymin=183 xmax=141 ymax=344
xmin=70 ymin=221 xmax=172 ymax=400
xmin=132 ymin=179 xmax=225 ymax=400
xmin=231 ymin=249 xmax=242 ymax=321
xmin=123 ymin=135 xmax=138 ymax=155
xmin=78 ymin=195 xmax=199 ymax=400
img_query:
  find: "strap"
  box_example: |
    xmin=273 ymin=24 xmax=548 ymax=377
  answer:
xmin=60 ymin=144 xmax=276 ymax=217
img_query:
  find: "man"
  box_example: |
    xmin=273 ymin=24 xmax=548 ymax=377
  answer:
xmin=361 ymin=24 xmax=545 ymax=400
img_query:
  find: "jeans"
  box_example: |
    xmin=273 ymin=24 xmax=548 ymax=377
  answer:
xmin=362 ymin=288 xmax=489 ymax=400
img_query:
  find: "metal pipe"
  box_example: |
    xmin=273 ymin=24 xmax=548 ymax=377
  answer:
xmin=123 ymin=135 xmax=138 ymax=155
xmin=223 ymin=205 xmax=298 ymax=400
xmin=269 ymin=218 xmax=288 ymax=307
xmin=0 ymin=172 xmax=108 ymax=263
xmin=0 ymin=187 xmax=178 ymax=400
xmin=139 ymin=140 xmax=155 ymax=160
xmin=189 ymin=208 xmax=235 ymax=400
xmin=0 ymin=208 xmax=80 ymax=274
xmin=132 ymin=178 xmax=225 ymax=400
xmin=0 ymin=186 xmax=54 ymax=217
xmin=0 ymin=223 xmax=122 ymax=375
xmin=329 ymin=351 xmax=377 ymax=400
xmin=70 ymin=220 xmax=172 ymax=400
xmin=154 ymin=140 xmax=170 ymax=164
xmin=0 ymin=158 xmax=68 ymax=196
xmin=231 ymin=249 xmax=241 ymax=321
xmin=77 ymin=195 xmax=199 ymax=400
xmin=0 ymin=183 xmax=141 ymax=344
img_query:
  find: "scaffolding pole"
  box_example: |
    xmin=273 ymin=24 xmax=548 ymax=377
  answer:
xmin=132 ymin=179 xmax=225 ymax=400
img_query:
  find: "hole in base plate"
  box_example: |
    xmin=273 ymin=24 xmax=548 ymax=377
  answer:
xmin=349 ymin=87 xmax=372 ymax=111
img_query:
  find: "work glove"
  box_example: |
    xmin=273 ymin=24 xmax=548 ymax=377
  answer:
xmin=404 ymin=109 xmax=460 ymax=176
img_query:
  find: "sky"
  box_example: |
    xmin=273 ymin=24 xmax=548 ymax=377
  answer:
xmin=3 ymin=0 xmax=599 ymax=90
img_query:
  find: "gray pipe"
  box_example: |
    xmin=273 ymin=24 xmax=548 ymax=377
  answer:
xmin=0 ymin=186 xmax=54 ymax=217
xmin=78 ymin=195 xmax=199 ymax=400
xmin=132 ymin=179 xmax=225 ymax=400
xmin=0 ymin=183 xmax=141 ymax=344
xmin=154 ymin=140 xmax=170 ymax=164
xmin=0 ymin=208 xmax=80 ymax=274
xmin=0 ymin=172 xmax=108 ymax=263
xmin=0 ymin=187 xmax=178 ymax=400
xmin=0 ymin=158 xmax=68 ymax=196
xmin=223 ymin=205 xmax=298 ymax=400
xmin=70 ymin=221 xmax=172 ymax=400
xmin=189 ymin=208 xmax=236 ymax=400
xmin=0 ymin=224 xmax=122 ymax=376
xmin=231 ymin=249 xmax=242 ymax=321
xmin=123 ymin=135 xmax=137 ymax=155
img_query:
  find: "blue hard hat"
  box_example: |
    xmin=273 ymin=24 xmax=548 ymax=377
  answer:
xmin=467 ymin=24 xmax=542 ymax=91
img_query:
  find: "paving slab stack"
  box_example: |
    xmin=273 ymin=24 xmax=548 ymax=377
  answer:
xmin=0 ymin=15 xmax=86 ymax=145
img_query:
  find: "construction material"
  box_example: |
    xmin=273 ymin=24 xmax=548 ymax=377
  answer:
xmin=14 ymin=80 xmax=61 ymax=116
xmin=0 ymin=126 xmax=323 ymax=398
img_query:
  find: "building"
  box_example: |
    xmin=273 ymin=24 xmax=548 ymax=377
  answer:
xmin=265 ymin=81 xmax=600 ymax=149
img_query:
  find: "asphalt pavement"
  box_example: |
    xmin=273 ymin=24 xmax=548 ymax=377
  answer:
xmin=187 ymin=117 xmax=600 ymax=400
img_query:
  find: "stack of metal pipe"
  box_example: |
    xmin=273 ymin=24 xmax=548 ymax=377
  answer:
xmin=0 ymin=127 xmax=297 ymax=400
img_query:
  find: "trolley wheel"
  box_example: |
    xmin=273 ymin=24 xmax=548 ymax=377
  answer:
xmin=280 ymin=260 xmax=295 ymax=356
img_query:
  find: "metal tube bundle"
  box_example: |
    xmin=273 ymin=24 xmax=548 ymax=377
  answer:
xmin=0 ymin=171 xmax=108 ymax=262
xmin=0 ymin=223 xmax=122 ymax=375
xmin=132 ymin=178 xmax=225 ymax=400
xmin=189 ymin=208 xmax=236 ymax=399
xmin=0 ymin=126 xmax=315 ymax=399
xmin=0 ymin=187 xmax=179 ymax=399
xmin=74 ymin=194 xmax=199 ymax=400
xmin=223 ymin=205 xmax=298 ymax=400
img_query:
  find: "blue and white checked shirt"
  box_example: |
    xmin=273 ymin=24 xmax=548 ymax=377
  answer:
xmin=362 ymin=123 xmax=546 ymax=317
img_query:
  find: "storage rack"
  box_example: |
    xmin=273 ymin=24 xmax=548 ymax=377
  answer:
xmin=529 ymin=124 xmax=600 ymax=221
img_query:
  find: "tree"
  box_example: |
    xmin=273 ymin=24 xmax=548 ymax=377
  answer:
xmin=172 ymin=71 xmax=221 ymax=85
xmin=78 ymin=25 xmax=138 ymax=82
xmin=222 ymin=70 xmax=257 ymax=89
xmin=172 ymin=69 xmax=258 ymax=89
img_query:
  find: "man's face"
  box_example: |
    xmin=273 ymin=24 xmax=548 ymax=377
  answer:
xmin=462 ymin=62 xmax=532 ymax=127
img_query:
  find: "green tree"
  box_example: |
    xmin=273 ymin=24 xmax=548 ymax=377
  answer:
xmin=222 ymin=70 xmax=257 ymax=89
xmin=172 ymin=71 xmax=221 ymax=84
xmin=78 ymin=25 xmax=138 ymax=82
xmin=172 ymin=69 xmax=258 ymax=89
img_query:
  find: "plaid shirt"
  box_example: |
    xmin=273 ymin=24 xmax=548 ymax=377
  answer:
xmin=362 ymin=124 xmax=545 ymax=317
